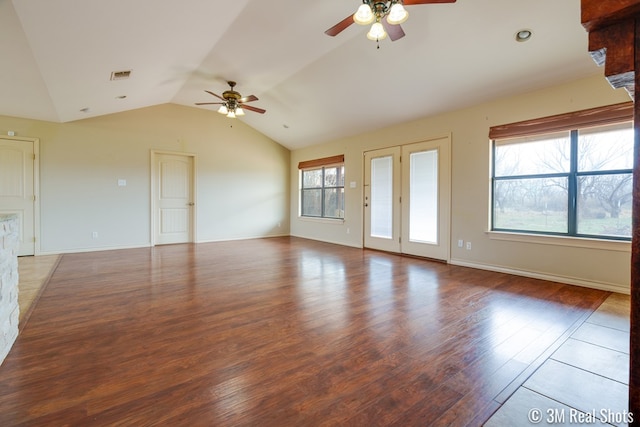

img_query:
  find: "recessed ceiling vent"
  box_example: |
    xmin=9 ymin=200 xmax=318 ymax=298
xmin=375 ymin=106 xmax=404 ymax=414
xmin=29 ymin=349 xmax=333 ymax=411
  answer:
xmin=110 ymin=70 xmax=131 ymax=81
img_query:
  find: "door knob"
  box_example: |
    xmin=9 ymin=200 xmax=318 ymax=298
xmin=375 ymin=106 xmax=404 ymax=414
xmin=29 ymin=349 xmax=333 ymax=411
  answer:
xmin=187 ymin=202 xmax=195 ymax=206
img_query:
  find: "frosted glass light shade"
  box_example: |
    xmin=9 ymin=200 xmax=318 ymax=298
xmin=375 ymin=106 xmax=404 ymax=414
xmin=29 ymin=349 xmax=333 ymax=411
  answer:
xmin=217 ymin=105 xmax=228 ymax=114
xmin=235 ymin=107 xmax=245 ymax=116
xmin=387 ymin=3 xmax=408 ymax=24
xmin=353 ymin=4 xmax=374 ymax=25
xmin=367 ymin=22 xmax=387 ymax=40
xmin=227 ymin=110 xmax=236 ymax=119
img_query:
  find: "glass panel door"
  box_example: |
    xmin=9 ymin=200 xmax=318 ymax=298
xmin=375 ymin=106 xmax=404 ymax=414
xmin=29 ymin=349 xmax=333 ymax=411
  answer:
xmin=401 ymin=138 xmax=450 ymax=260
xmin=363 ymin=137 xmax=450 ymax=261
xmin=364 ymin=147 xmax=401 ymax=253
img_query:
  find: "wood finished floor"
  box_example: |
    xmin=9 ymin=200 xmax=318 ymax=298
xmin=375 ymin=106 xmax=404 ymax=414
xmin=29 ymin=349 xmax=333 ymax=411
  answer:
xmin=0 ymin=237 xmax=616 ymax=426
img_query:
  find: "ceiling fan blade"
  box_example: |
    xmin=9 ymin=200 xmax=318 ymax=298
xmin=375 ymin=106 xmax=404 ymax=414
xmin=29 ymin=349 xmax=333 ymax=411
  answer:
xmin=241 ymin=104 xmax=266 ymax=114
xmin=239 ymin=95 xmax=258 ymax=103
xmin=204 ymin=90 xmax=226 ymax=101
xmin=403 ymin=0 xmax=456 ymax=4
xmin=382 ymin=20 xmax=405 ymax=41
xmin=195 ymin=102 xmax=225 ymax=106
xmin=325 ymin=14 xmax=355 ymax=37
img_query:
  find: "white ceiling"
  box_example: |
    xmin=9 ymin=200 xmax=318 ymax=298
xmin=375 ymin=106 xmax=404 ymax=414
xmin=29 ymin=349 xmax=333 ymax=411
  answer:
xmin=0 ymin=0 xmax=602 ymax=150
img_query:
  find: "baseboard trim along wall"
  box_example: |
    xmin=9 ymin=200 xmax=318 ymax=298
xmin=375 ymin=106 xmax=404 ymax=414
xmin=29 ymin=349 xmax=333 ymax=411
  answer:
xmin=449 ymin=258 xmax=629 ymax=295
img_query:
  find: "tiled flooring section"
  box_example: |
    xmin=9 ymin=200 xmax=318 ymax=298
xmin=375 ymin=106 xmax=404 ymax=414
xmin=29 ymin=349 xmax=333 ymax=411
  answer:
xmin=17 ymin=255 xmax=60 ymax=325
xmin=485 ymin=292 xmax=630 ymax=426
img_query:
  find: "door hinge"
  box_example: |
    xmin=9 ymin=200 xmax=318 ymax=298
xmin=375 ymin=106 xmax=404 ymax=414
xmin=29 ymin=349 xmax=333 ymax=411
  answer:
xmin=33 ymin=237 xmax=36 ymax=242
xmin=399 ymin=196 xmax=402 ymax=203
xmin=33 ymin=195 xmax=36 ymax=202
xmin=399 ymin=237 xmax=402 ymax=243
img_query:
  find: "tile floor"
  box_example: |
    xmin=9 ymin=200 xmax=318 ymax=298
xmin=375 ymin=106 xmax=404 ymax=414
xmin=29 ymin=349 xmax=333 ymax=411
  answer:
xmin=17 ymin=254 xmax=60 ymax=326
xmin=485 ymin=292 xmax=631 ymax=426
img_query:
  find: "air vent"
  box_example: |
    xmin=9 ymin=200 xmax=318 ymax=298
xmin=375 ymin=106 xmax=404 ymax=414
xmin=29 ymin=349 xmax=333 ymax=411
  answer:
xmin=110 ymin=70 xmax=131 ymax=81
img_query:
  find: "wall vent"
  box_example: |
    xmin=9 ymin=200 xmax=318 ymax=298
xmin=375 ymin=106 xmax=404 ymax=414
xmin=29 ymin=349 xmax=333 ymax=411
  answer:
xmin=110 ymin=70 xmax=131 ymax=81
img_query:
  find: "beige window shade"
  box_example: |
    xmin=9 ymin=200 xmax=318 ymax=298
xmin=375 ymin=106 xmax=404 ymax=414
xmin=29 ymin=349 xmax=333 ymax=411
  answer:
xmin=489 ymin=101 xmax=633 ymax=140
xmin=298 ymin=154 xmax=345 ymax=170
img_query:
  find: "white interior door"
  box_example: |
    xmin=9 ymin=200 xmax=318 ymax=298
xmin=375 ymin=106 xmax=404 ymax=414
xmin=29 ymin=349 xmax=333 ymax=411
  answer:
xmin=0 ymin=137 xmax=38 ymax=256
xmin=153 ymin=152 xmax=195 ymax=245
xmin=364 ymin=136 xmax=450 ymax=261
xmin=364 ymin=147 xmax=401 ymax=253
xmin=401 ymin=138 xmax=451 ymax=260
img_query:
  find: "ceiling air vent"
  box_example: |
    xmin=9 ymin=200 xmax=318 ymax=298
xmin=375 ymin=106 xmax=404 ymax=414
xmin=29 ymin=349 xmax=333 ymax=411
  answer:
xmin=110 ymin=70 xmax=131 ymax=81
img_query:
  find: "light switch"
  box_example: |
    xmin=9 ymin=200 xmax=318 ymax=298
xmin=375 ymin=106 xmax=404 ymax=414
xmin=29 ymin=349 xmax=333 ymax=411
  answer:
xmin=350 ymin=181 xmax=357 ymax=189
xmin=117 ymin=179 xmax=127 ymax=187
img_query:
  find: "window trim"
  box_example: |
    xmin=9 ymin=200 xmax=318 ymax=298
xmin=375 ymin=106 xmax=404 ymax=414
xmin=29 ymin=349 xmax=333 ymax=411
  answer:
xmin=490 ymin=105 xmax=633 ymax=241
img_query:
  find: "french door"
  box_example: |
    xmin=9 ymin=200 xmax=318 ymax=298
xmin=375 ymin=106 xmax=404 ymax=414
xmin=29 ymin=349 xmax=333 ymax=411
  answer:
xmin=364 ymin=136 xmax=451 ymax=261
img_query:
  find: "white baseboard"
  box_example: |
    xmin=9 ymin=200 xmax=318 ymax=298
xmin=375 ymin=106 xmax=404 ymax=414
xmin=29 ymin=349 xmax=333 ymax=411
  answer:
xmin=449 ymin=258 xmax=629 ymax=295
xmin=38 ymin=243 xmax=152 ymax=256
xmin=289 ymin=233 xmax=363 ymax=249
xmin=196 ymin=233 xmax=291 ymax=244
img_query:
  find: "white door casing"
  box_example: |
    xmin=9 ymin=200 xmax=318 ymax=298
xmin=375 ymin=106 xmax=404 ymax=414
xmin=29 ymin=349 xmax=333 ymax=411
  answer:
xmin=151 ymin=151 xmax=196 ymax=245
xmin=0 ymin=137 xmax=39 ymax=256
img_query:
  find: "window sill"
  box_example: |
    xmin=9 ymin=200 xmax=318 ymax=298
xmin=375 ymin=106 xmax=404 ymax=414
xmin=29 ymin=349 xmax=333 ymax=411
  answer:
xmin=298 ymin=216 xmax=345 ymax=225
xmin=486 ymin=231 xmax=630 ymax=252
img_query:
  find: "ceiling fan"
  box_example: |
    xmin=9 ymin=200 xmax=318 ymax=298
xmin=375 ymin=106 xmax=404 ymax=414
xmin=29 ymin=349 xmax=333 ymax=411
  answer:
xmin=325 ymin=0 xmax=456 ymax=43
xmin=195 ymin=81 xmax=266 ymax=118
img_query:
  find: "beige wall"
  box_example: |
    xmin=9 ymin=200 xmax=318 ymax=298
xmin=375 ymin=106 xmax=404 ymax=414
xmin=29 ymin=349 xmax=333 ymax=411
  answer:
xmin=0 ymin=104 xmax=290 ymax=253
xmin=290 ymin=74 xmax=632 ymax=293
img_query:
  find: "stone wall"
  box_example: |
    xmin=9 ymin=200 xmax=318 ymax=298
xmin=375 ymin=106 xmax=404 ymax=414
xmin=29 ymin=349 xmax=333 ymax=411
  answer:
xmin=0 ymin=215 xmax=19 ymax=366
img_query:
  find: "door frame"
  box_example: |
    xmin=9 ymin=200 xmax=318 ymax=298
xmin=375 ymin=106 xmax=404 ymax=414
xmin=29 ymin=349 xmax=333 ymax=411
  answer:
xmin=150 ymin=150 xmax=197 ymax=246
xmin=0 ymin=136 xmax=40 ymax=255
xmin=362 ymin=134 xmax=451 ymax=262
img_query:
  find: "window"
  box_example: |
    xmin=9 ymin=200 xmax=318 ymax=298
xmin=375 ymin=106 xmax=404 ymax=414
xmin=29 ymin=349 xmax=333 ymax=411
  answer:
xmin=299 ymin=155 xmax=345 ymax=219
xmin=490 ymin=103 xmax=633 ymax=240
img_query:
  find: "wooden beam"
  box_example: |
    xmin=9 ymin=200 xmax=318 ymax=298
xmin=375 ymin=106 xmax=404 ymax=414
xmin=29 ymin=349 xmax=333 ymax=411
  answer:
xmin=581 ymin=1 xmax=640 ymax=424
xmin=588 ymin=21 xmax=635 ymax=93
xmin=582 ymin=0 xmax=640 ymax=32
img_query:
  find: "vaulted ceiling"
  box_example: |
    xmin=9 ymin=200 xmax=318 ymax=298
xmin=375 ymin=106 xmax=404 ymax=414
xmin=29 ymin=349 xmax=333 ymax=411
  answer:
xmin=0 ymin=0 xmax=604 ymax=150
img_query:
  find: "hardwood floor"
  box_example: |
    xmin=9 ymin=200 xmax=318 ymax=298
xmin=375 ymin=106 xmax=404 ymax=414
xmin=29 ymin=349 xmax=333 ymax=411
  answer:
xmin=0 ymin=237 xmax=613 ymax=426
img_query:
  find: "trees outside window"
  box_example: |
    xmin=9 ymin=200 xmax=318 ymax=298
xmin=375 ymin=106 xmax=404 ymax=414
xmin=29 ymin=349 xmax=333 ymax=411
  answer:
xmin=492 ymin=122 xmax=632 ymax=239
xmin=301 ymin=164 xmax=345 ymax=219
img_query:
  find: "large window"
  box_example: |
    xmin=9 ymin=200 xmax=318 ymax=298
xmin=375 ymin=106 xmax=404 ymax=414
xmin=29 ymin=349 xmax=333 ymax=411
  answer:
xmin=299 ymin=155 xmax=345 ymax=219
xmin=491 ymin=103 xmax=633 ymax=240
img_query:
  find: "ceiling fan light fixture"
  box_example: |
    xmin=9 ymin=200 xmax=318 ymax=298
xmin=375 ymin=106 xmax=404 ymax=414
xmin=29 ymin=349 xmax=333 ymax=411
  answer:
xmin=235 ymin=107 xmax=245 ymax=116
xmin=227 ymin=110 xmax=236 ymax=119
xmin=354 ymin=4 xmax=375 ymax=25
xmin=217 ymin=105 xmax=228 ymax=115
xmin=387 ymin=3 xmax=408 ymax=25
xmin=367 ymin=21 xmax=387 ymax=41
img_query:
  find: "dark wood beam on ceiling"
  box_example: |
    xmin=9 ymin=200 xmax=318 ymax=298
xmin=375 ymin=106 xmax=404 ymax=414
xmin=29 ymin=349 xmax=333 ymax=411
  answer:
xmin=581 ymin=1 xmax=640 ymax=423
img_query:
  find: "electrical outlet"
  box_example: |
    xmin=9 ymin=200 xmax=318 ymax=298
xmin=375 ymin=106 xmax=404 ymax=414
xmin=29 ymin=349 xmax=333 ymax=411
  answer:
xmin=458 ymin=239 xmax=464 ymax=248
xmin=92 ymin=231 xmax=99 ymax=239
xmin=466 ymin=242 xmax=472 ymax=250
